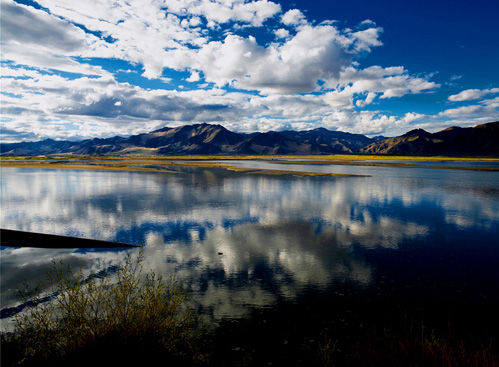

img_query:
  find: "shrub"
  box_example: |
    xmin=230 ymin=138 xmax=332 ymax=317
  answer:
xmin=2 ymin=250 xmax=208 ymax=366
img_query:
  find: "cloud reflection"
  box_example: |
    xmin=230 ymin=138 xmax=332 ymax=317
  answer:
xmin=1 ymin=165 xmax=498 ymax=325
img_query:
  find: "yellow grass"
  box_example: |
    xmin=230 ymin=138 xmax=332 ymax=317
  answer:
xmin=2 ymin=154 xmax=497 ymax=175
xmin=259 ymin=160 xmax=499 ymax=171
xmin=0 ymin=161 xmax=179 ymax=173
xmin=3 ymin=251 xmax=207 ymax=365
xmin=0 ymin=159 xmax=371 ymax=177
xmin=3 ymin=154 xmax=499 ymax=162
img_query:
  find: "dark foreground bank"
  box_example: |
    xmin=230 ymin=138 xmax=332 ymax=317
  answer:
xmin=1 ymin=251 xmax=498 ymax=367
xmin=3 ymin=317 xmax=498 ymax=367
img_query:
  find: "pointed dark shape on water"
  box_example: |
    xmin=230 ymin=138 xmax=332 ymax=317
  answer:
xmin=0 ymin=229 xmax=139 ymax=248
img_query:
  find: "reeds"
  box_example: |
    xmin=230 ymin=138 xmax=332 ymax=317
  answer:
xmin=2 ymin=249 xmax=497 ymax=366
xmin=316 ymin=327 xmax=499 ymax=367
xmin=2 ymin=250 xmax=207 ymax=366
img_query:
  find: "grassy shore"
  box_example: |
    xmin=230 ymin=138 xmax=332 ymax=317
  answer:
xmin=2 ymin=250 xmax=498 ymax=366
xmin=2 ymin=154 xmax=499 ymax=161
xmin=0 ymin=158 xmax=371 ymax=177
xmin=3 ymin=273 xmax=498 ymax=367
xmin=0 ymin=160 xmax=180 ymax=173
xmin=1 ymin=251 xmax=208 ymax=367
xmin=2 ymin=155 xmax=498 ymax=175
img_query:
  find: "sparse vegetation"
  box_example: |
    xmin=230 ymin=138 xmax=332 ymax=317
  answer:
xmin=315 ymin=328 xmax=499 ymax=367
xmin=3 ymin=259 xmax=498 ymax=367
xmin=2 ymin=154 xmax=499 ymax=161
xmin=3 ymin=155 xmax=497 ymax=176
xmin=2 ymin=248 xmax=497 ymax=367
xmin=1 ymin=250 xmax=208 ymax=367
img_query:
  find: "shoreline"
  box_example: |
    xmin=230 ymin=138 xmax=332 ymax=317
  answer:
xmin=0 ymin=159 xmax=372 ymax=177
xmin=2 ymin=154 xmax=499 ymax=161
xmin=1 ymin=156 xmax=498 ymax=173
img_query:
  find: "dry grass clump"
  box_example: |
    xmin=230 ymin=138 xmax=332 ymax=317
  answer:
xmin=316 ymin=328 xmax=499 ymax=367
xmin=1 ymin=251 xmax=207 ymax=366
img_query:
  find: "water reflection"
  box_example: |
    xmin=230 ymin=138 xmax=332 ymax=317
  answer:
xmin=141 ymin=220 xmax=375 ymax=319
xmin=1 ymin=165 xmax=498 ymax=329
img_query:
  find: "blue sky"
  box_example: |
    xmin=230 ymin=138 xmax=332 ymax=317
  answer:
xmin=1 ymin=0 xmax=498 ymax=143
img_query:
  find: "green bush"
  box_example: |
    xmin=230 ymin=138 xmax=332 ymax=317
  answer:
xmin=2 ymin=250 xmax=208 ymax=366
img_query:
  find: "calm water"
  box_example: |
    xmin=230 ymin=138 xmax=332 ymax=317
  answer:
xmin=1 ymin=162 xmax=499 ymax=344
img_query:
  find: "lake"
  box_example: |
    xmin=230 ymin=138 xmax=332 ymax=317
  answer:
xmin=1 ymin=160 xmax=499 ymax=361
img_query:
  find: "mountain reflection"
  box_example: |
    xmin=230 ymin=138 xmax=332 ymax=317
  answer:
xmin=1 ymin=165 xmax=498 ymax=324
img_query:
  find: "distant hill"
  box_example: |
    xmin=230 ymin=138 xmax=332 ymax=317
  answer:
xmin=0 ymin=123 xmax=380 ymax=156
xmin=279 ymin=128 xmax=376 ymax=153
xmin=360 ymin=121 xmax=499 ymax=156
xmin=1 ymin=121 xmax=498 ymax=157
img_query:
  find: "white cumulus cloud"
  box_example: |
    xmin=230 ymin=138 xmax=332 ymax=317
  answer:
xmin=281 ymin=9 xmax=307 ymax=27
xmin=186 ymin=23 xmax=384 ymax=94
xmin=448 ymin=88 xmax=499 ymax=102
xmin=3 ymin=0 xmax=493 ymax=142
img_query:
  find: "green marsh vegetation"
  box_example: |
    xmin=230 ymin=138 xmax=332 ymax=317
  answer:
xmin=1 ymin=250 xmax=208 ymax=367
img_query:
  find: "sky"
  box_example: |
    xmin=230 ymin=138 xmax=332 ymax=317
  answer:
xmin=1 ymin=0 xmax=498 ymax=143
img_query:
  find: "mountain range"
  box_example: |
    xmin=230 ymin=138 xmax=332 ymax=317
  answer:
xmin=1 ymin=121 xmax=498 ymax=157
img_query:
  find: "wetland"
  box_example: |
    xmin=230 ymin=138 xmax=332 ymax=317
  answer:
xmin=1 ymin=156 xmax=499 ymax=365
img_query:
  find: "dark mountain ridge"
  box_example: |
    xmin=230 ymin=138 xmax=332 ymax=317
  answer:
xmin=279 ymin=128 xmax=375 ymax=153
xmin=1 ymin=121 xmax=498 ymax=157
xmin=360 ymin=121 xmax=498 ymax=156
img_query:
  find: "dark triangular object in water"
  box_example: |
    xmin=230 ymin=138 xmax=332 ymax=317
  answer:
xmin=0 ymin=229 xmax=139 ymax=248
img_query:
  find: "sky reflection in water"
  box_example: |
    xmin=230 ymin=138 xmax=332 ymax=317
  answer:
xmin=1 ymin=164 xmax=498 ymax=330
